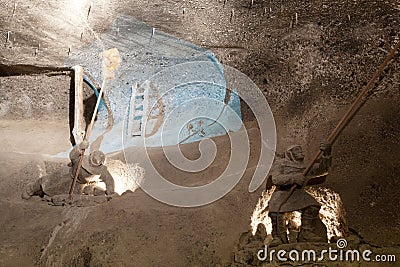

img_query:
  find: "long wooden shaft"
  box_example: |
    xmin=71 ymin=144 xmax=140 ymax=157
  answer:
xmin=303 ymin=40 xmax=400 ymax=178
xmin=68 ymin=78 xmax=107 ymax=198
xmin=277 ymin=40 xmax=400 ymax=212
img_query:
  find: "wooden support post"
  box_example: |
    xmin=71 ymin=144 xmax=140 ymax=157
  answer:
xmin=72 ymin=65 xmax=85 ymax=145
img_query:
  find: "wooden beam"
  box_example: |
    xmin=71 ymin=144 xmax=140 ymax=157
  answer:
xmin=71 ymin=65 xmax=85 ymax=144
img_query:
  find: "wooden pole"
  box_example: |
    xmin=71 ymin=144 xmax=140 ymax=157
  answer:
xmin=277 ymin=40 xmax=400 ymax=212
xmin=303 ymin=40 xmax=400 ymax=180
xmin=68 ymin=78 xmax=108 ymax=199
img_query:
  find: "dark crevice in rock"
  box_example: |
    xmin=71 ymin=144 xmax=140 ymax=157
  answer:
xmin=0 ymin=64 xmax=71 ymax=77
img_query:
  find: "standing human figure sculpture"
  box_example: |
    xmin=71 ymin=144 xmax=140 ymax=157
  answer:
xmin=268 ymin=143 xmax=332 ymax=246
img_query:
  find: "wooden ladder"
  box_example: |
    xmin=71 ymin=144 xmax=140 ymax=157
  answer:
xmin=129 ymin=82 xmax=148 ymax=136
